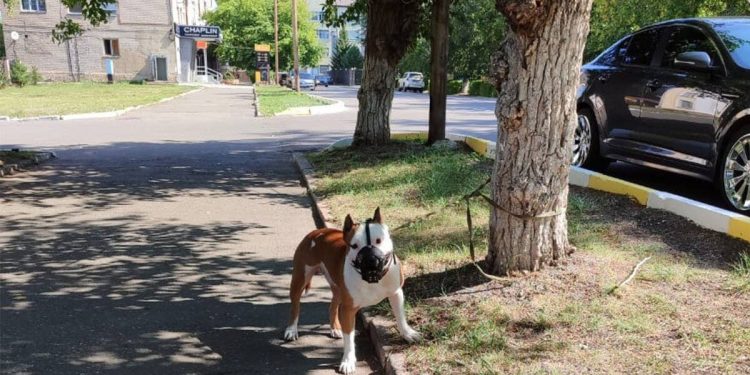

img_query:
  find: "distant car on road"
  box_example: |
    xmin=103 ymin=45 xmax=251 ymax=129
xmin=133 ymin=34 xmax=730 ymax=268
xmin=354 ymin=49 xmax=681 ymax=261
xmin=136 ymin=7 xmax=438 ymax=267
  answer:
xmin=284 ymin=72 xmax=317 ymax=90
xmin=298 ymin=73 xmax=316 ymax=90
xmin=398 ymin=72 xmax=425 ymax=92
xmin=315 ymin=75 xmax=332 ymax=87
xmin=575 ymin=17 xmax=750 ymax=212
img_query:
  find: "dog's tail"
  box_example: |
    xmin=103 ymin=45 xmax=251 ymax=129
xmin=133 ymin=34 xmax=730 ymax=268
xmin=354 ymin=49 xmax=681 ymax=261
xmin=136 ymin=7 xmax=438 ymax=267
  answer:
xmin=303 ymin=281 xmax=312 ymax=295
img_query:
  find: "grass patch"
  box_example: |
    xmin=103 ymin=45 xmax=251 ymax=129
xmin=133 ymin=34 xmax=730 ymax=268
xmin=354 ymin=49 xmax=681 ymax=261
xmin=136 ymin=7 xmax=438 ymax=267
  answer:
xmin=0 ymin=150 xmax=38 ymax=162
xmin=730 ymin=252 xmax=750 ymax=294
xmin=255 ymin=85 xmax=331 ymax=116
xmin=309 ymin=141 xmax=750 ymax=374
xmin=0 ymin=82 xmax=193 ymax=118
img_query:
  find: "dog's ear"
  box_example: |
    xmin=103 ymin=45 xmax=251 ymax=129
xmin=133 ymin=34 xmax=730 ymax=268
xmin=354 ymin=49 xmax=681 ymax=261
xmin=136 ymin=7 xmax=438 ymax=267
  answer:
xmin=343 ymin=214 xmax=354 ymax=234
xmin=373 ymin=207 xmax=382 ymax=224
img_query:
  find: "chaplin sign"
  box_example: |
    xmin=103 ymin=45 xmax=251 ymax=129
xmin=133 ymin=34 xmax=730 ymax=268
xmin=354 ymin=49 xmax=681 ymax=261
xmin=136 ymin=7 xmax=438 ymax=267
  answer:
xmin=175 ymin=25 xmax=222 ymax=40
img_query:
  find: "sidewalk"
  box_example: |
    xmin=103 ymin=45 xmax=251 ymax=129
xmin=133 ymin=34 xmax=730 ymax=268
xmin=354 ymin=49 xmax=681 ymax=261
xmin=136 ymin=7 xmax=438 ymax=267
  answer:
xmin=0 ymin=88 xmax=376 ymax=374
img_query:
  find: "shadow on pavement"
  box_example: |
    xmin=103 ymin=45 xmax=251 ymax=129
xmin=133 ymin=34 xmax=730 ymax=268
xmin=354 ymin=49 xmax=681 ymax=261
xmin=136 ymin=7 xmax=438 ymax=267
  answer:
xmin=0 ymin=140 xmax=378 ymax=374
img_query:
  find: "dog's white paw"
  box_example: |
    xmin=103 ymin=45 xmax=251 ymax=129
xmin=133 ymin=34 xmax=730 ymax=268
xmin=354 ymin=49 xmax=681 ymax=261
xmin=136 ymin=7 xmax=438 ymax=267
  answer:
xmin=283 ymin=325 xmax=299 ymax=341
xmin=330 ymin=328 xmax=343 ymax=339
xmin=338 ymin=356 xmax=356 ymax=374
xmin=401 ymin=328 xmax=422 ymax=343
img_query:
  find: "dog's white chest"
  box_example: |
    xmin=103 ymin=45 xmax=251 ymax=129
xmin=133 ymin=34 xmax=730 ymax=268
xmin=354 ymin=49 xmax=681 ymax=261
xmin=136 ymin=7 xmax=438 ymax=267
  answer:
xmin=344 ymin=261 xmax=401 ymax=308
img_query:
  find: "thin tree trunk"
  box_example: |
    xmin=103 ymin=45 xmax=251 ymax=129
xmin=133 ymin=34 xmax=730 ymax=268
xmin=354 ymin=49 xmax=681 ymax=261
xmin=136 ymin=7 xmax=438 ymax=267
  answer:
xmin=486 ymin=0 xmax=593 ymax=275
xmin=427 ymin=0 xmax=451 ymax=145
xmin=353 ymin=0 xmax=421 ymax=146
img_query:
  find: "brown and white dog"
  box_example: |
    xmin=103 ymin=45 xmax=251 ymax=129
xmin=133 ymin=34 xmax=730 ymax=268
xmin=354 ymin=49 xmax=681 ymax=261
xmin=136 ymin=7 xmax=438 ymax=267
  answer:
xmin=284 ymin=208 xmax=421 ymax=374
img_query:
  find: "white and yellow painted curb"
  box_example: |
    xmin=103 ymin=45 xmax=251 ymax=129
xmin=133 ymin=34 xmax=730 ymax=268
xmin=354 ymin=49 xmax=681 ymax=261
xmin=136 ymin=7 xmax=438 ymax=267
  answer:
xmin=329 ymin=131 xmax=749 ymax=243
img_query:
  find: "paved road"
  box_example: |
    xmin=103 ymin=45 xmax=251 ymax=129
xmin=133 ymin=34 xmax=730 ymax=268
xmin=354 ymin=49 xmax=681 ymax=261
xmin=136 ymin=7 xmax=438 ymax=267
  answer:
xmin=0 ymin=87 xmax=377 ymax=374
xmin=320 ymin=85 xmax=727 ymax=210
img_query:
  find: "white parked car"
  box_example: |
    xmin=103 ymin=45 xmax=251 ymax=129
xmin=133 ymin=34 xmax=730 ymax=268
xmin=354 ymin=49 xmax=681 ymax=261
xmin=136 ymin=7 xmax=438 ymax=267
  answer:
xmin=398 ymin=72 xmax=425 ymax=92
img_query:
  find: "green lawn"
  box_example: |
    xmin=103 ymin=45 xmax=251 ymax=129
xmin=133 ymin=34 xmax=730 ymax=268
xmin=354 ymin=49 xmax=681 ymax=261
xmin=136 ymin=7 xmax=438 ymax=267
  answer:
xmin=0 ymin=82 xmax=194 ymax=118
xmin=255 ymin=85 xmax=330 ymax=116
xmin=309 ymin=141 xmax=750 ymax=374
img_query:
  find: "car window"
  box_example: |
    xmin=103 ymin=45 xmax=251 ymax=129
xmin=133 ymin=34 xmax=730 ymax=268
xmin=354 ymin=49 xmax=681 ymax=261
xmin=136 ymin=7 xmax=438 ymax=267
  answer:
xmin=622 ymin=29 xmax=660 ymax=66
xmin=660 ymin=26 xmax=721 ymax=69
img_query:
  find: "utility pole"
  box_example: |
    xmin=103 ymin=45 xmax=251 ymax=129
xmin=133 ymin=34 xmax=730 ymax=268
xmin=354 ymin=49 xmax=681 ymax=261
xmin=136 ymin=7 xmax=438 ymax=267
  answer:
xmin=274 ymin=0 xmax=279 ymax=85
xmin=291 ymin=0 xmax=300 ymax=92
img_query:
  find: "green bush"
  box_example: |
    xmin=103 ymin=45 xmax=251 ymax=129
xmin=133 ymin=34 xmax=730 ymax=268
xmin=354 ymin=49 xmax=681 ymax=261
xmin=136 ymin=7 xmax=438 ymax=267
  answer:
xmin=10 ymin=60 xmax=31 ymax=87
xmin=469 ymin=80 xmax=497 ymax=98
xmin=129 ymin=78 xmax=145 ymax=85
xmin=30 ymin=67 xmax=42 ymax=85
xmin=447 ymin=80 xmax=463 ymax=95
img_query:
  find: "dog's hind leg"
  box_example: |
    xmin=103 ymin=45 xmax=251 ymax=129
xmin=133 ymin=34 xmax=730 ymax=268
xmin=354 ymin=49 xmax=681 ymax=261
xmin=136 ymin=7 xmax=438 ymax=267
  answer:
xmin=328 ymin=287 xmax=342 ymax=338
xmin=285 ymin=264 xmax=316 ymax=341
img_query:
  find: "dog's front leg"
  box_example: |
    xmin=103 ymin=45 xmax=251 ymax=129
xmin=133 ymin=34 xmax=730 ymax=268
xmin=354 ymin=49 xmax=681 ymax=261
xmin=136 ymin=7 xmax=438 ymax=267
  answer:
xmin=388 ymin=288 xmax=422 ymax=343
xmin=338 ymin=304 xmax=359 ymax=374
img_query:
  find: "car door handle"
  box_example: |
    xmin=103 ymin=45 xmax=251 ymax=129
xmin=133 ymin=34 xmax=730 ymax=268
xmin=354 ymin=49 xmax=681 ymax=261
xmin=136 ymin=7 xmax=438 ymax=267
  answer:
xmin=646 ymin=80 xmax=662 ymax=90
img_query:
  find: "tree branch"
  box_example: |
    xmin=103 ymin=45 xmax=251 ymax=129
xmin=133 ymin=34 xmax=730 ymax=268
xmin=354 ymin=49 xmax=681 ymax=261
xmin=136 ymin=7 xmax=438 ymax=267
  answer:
xmin=608 ymin=256 xmax=652 ymax=295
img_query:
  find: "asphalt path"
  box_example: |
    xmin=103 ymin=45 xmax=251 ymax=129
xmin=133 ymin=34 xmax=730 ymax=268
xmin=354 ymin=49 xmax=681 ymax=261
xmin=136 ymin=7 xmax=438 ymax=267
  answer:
xmin=0 ymin=87 xmax=377 ymax=375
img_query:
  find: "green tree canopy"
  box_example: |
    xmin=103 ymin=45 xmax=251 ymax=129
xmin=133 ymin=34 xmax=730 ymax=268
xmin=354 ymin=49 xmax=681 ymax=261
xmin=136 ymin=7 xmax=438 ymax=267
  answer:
xmin=204 ymin=0 xmax=323 ymax=71
xmin=331 ymin=27 xmax=364 ymax=69
xmin=398 ymin=0 xmax=507 ymax=81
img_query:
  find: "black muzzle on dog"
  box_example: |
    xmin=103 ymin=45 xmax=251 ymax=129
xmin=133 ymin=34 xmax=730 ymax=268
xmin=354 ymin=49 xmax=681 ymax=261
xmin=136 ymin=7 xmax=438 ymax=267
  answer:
xmin=351 ymin=220 xmax=395 ymax=283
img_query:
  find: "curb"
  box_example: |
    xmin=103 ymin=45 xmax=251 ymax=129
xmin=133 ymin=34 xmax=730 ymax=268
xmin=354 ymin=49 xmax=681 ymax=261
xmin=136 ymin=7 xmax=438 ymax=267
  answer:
xmin=253 ymin=86 xmax=262 ymax=117
xmin=292 ymin=152 xmax=406 ymax=375
xmin=0 ymin=87 xmax=203 ymax=122
xmin=275 ymin=94 xmax=347 ymax=116
xmin=329 ymin=131 xmax=749 ymax=244
xmin=0 ymin=151 xmax=56 ymax=177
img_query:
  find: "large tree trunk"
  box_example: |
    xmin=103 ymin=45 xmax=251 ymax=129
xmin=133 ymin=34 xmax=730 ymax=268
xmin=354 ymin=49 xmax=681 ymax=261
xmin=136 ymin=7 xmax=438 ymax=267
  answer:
xmin=486 ymin=0 xmax=593 ymax=275
xmin=427 ymin=0 xmax=451 ymax=145
xmin=353 ymin=0 xmax=421 ymax=146
xmin=355 ymin=55 xmax=397 ymax=145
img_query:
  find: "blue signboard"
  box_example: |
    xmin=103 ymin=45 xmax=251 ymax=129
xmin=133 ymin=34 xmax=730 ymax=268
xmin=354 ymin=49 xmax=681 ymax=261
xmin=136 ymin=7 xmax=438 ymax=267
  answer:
xmin=175 ymin=25 xmax=221 ymax=40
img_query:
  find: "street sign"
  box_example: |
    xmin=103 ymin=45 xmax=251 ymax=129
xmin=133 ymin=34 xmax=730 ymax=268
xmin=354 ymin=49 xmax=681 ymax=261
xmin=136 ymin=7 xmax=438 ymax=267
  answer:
xmin=196 ymin=41 xmax=208 ymax=49
xmin=175 ymin=25 xmax=221 ymax=40
xmin=255 ymin=44 xmax=271 ymax=52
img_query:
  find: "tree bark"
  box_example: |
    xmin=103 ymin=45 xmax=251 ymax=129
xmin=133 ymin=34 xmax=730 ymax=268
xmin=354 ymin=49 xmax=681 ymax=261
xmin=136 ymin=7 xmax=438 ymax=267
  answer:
xmin=486 ymin=0 xmax=593 ymax=275
xmin=427 ymin=0 xmax=451 ymax=145
xmin=353 ymin=0 xmax=421 ymax=146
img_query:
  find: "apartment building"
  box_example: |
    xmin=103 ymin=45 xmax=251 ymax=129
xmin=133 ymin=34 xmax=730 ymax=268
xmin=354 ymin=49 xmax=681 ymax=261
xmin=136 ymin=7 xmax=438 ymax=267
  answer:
xmin=307 ymin=0 xmax=363 ymax=74
xmin=1 ymin=0 xmax=221 ymax=82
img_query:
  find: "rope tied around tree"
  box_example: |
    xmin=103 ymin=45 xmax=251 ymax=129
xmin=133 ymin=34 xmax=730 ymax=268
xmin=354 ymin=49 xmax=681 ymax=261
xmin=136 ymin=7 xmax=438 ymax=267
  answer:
xmin=392 ymin=176 xmax=566 ymax=282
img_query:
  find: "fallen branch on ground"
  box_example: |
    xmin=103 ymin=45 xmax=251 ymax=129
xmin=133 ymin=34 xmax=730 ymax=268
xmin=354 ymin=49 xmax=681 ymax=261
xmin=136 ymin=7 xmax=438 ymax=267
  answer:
xmin=608 ymin=256 xmax=652 ymax=295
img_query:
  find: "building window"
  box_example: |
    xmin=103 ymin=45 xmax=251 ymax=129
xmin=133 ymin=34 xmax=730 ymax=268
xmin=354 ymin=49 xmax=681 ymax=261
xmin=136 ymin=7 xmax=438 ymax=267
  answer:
xmin=311 ymin=11 xmax=324 ymax=22
xmin=103 ymin=39 xmax=120 ymax=56
xmin=68 ymin=2 xmax=83 ymax=14
xmin=102 ymin=2 xmax=117 ymax=14
xmin=68 ymin=1 xmax=116 ymax=15
xmin=21 ymin=0 xmax=46 ymax=12
xmin=316 ymin=30 xmax=330 ymax=40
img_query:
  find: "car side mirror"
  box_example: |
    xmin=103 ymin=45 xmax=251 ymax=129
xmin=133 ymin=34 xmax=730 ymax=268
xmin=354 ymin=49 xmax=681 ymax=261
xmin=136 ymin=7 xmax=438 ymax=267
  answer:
xmin=674 ymin=51 xmax=713 ymax=71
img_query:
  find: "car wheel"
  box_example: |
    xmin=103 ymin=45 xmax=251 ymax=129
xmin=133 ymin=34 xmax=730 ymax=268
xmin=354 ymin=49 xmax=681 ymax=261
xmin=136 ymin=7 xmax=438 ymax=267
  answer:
xmin=719 ymin=125 xmax=750 ymax=212
xmin=572 ymin=108 xmax=609 ymax=170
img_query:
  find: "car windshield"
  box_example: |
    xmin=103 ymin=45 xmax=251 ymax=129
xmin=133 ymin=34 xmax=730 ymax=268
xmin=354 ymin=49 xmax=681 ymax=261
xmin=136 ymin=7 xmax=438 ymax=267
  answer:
xmin=712 ymin=20 xmax=750 ymax=69
xmin=300 ymin=73 xmax=313 ymax=79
